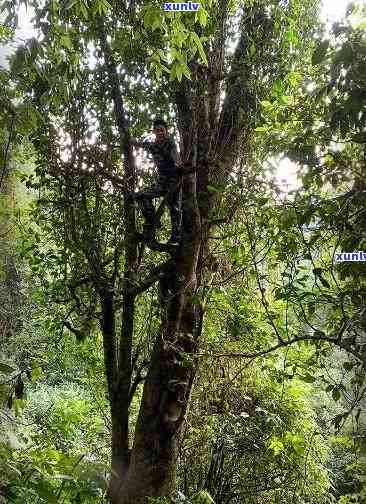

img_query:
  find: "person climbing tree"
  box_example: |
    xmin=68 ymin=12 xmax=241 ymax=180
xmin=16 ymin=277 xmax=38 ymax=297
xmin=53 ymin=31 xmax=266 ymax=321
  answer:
xmin=131 ymin=118 xmax=183 ymax=247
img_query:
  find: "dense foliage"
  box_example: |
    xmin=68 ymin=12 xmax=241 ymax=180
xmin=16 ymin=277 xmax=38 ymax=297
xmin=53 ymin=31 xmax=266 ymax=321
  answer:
xmin=1 ymin=1 xmax=365 ymax=503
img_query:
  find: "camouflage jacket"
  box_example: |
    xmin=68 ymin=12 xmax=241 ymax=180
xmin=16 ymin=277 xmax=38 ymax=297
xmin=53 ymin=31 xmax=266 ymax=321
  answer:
xmin=141 ymin=137 xmax=180 ymax=179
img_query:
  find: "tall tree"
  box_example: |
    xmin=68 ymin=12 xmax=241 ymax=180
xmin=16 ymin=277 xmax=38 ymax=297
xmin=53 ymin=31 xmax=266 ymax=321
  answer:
xmin=3 ymin=0 xmax=319 ymax=502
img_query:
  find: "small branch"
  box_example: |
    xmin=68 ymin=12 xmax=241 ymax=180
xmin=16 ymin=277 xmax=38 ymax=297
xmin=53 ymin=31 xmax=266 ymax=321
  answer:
xmin=196 ymin=331 xmax=365 ymax=364
xmin=128 ymin=360 xmax=149 ymax=406
xmin=62 ymin=320 xmax=83 ymax=339
xmin=246 ymin=220 xmax=284 ymax=344
xmin=97 ymin=168 xmax=125 ymax=188
xmin=68 ymin=276 xmax=93 ymax=289
xmin=137 ymin=235 xmax=180 ymax=255
xmin=126 ymin=260 xmax=173 ymax=296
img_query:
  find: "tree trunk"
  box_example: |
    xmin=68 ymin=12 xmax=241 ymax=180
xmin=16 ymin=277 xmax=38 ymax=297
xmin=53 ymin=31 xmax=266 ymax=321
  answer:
xmin=0 ymin=140 xmax=22 ymax=342
xmin=98 ymin=18 xmax=139 ymax=500
xmin=115 ymin=156 xmax=202 ymax=504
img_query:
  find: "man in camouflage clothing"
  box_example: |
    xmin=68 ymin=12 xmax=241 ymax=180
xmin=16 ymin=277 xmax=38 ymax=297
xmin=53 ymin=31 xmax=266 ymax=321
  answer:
xmin=131 ymin=118 xmax=182 ymax=246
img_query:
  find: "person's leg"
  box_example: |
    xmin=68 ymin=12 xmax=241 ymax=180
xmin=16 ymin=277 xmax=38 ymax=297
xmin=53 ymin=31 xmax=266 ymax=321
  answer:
xmin=136 ymin=183 xmax=164 ymax=239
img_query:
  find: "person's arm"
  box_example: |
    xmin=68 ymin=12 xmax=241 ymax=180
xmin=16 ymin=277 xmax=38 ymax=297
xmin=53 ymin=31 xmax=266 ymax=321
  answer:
xmin=168 ymin=139 xmax=197 ymax=175
xmin=130 ymin=138 xmax=153 ymax=151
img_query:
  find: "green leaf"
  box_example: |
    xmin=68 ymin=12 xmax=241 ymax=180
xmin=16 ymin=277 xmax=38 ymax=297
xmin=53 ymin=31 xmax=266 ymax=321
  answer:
xmin=176 ymin=63 xmax=183 ymax=82
xmin=260 ymin=101 xmax=272 ymax=108
xmin=192 ymin=490 xmax=215 ymax=504
xmin=255 ymin=125 xmax=270 ymax=132
xmin=196 ymin=8 xmax=207 ymax=27
xmin=54 ymin=474 xmax=74 ymax=481
xmin=181 ymin=63 xmax=191 ymax=80
xmin=269 ymin=438 xmax=284 ymax=456
xmin=319 ymin=276 xmax=330 ymax=289
xmin=334 ymin=42 xmax=354 ymax=65
xmin=79 ymin=0 xmax=88 ymax=18
xmin=190 ymin=32 xmax=208 ymax=65
xmin=160 ymin=64 xmax=171 ymax=75
xmin=281 ymin=208 xmax=296 ymax=228
xmin=343 ymin=361 xmax=354 ymax=372
xmin=60 ymin=35 xmax=72 ymax=50
xmin=14 ymin=398 xmax=25 ymax=416
xmin=301 ymin=373 xmax=316 ymax=383
xmin=171 ymin=47 xmax=182 ymax=62
xmin=272 ymin=80 xmax=284 ymax=97
xmin=307 ymin=301 xmax=316 ymax=315
xmin=5 ymin=462 xmax=22 ymax=477
xmin=157 ymin=48 xmax=168 ymax=62
xmin=0 ymin=362 xmax=16 ymax=374
xmin=144 ymin=8 xmax=161 ymax=30
xmin=144 ymin=9 xmax=153 ymax=28
xmin=174 ymin=29 xmax=188 ymax=48
xmin=99 ymin=0 xmax=112 ymax=14
xmin=152 ymin=15 xmax=163 ymax=31
xmin=287 ymin=433 xmax=306 ymax=455
xmin=152 ymin=60 xmax=170 ymax=79
xmin=169 ymin=64 xmax=177 ymax=81
xmin=65 ymin=0 xmax=78 ymax=9
xmin=274 ymin=288 xmax=287 ymax=300
xmin=332 ymin=388 xmax=341 ymax=402
xmin=284 ymin=29 xmax=299 ymax=44
xmin=31 ymin=366 xmax=43 ymax=383
xmin=287 ymin=71 xmax=301 ymax=87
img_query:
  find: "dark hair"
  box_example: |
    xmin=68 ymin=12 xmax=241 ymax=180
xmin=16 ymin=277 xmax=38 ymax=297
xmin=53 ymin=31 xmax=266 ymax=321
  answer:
xmin=153 ymin=118 xmax=168 ymax=129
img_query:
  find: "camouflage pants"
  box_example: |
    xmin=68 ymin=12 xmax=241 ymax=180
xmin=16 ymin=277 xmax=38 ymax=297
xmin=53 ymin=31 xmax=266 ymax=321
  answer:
xmin=135 ymin=176 xmax=182 ymax=241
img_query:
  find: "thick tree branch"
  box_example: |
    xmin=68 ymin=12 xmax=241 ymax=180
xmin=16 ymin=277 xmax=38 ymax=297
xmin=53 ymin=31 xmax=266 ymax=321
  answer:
xmin=174 ymin=79 xmax=193 ymax=158
xmin=98 ymin=17 xmax=138 ymax=481
xmin=207 ymin=0 xmax=229 ymax=151
xmin=63 ymin=320 xmax=82 ymax=337
xmin=215 ymin=4 xmax=275 ymax=178
xmin=216 ymin=27 xmax=251 ymax=166
xmin=128 ymin=360 xmax=149 ymax=407
xmin=126 ymin=260 xmax=173 ymax=296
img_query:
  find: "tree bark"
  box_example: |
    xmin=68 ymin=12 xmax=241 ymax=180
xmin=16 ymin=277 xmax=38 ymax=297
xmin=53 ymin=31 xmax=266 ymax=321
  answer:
xmin=98 ymin=18 xmax=139 ymax=500
xmin=116 ymin=150 xmax=202 ymax=504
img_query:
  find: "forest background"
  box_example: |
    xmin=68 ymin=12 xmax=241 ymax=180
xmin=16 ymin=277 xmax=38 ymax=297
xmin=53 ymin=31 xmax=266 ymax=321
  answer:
xmin=0 ymin=0 xmax=366 ymax=503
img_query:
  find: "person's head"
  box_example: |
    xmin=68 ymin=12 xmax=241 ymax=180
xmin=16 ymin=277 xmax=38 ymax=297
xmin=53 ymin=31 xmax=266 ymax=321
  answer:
xmin=153 ymin=118 xmax=168 ymax=142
